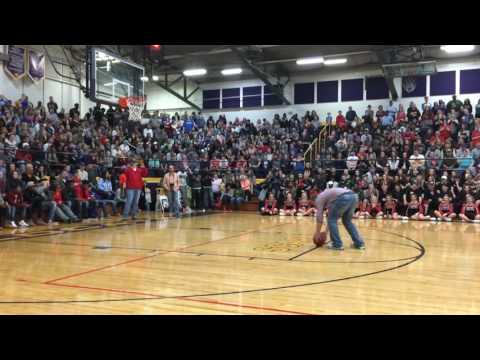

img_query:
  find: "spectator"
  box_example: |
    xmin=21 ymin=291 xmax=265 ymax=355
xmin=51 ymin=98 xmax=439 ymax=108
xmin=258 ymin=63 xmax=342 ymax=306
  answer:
xmin=122 ymin=158 xmax=148 ymax=220
xmin=163 ymin=164 xmax=180 ymax=218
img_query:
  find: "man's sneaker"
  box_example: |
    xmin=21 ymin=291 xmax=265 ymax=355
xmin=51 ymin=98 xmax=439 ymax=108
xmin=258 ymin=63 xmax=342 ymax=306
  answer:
xmin=326 ymin=243 xmax=344 ymax=251
xmin=19 ymin=221 xmax=29 ymax=227
xmin=10 ymin=221 xmax=18 ymax=228
xmin=351 ymin=244 xmax=366 ymax=250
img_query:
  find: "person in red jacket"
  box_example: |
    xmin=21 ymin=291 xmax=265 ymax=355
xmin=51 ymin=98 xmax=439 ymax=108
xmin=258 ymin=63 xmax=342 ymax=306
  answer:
xmin=122 ymin=158 xmax=148 ymax=220
xmin=434 ymin=195 xmax=457 ymax=221
xmin=383 ymin=195 xmax=399 ymax=220
xmin=53 ymin=184 xmax=79 ymax=223
xmin=459 ymin=195 xmax=480 ymax=223
xmin=280 ymin=192 xmax=297 ymax=216
xmin=261 ymin=193 xmax=278 ymax=216
xmin=336 ymin=111 xmax=346 ymax=130
xmin=7 ymin=185 xmax=28 ymax=228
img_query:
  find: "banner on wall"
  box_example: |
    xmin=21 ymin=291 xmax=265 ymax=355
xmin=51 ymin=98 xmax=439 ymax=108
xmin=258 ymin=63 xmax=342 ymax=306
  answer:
xmin=4 ymin=45 xmax=27 ymax=80
xmin=27 ymin=49 xmax=45 ymax=82
xmin=402 ymin=77 xmax=417 ymax=94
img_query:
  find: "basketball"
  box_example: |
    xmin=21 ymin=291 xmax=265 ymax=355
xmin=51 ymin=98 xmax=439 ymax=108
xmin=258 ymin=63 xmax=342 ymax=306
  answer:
xmin=313 ymin=232 xmax=327 ymax=247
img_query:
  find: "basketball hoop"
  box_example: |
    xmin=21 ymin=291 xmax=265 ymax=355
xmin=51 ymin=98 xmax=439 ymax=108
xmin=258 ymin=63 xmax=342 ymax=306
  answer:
xmin=119 ymin=96 xmax=146 ymax=121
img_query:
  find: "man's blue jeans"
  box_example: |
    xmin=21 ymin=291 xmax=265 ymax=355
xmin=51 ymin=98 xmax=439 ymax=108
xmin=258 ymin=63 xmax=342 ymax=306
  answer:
xmin=123 ymin=189 xmax=141 ymax=219
xmin=168 ymin=190 xmax=180 ymax=217
xmin=327 ymin=192 xmax=364 ymax=248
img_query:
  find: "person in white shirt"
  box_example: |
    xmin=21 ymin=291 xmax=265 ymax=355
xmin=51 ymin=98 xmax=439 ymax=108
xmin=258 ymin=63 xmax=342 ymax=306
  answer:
xmin=143 ymin=124 xmax=153 ymax=138
xmin=211 ymin=174 xmax=223 ymax=204
xmin=346 ymin=152 xmax=359 ymax=171
xmin=409 ymin=149 xmax=426 ymax=171
xmin=387 ymin=100 xmax=397 ymax=118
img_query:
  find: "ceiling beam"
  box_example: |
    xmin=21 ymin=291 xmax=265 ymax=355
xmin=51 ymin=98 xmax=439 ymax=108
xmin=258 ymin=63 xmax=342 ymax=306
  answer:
xmin=375 ymin=50 xmax=399 ymax=101
xmin=230 ymin=46 xmax=291 ymax=105
xmin=155 ymin=81 xmax=201 ymax=111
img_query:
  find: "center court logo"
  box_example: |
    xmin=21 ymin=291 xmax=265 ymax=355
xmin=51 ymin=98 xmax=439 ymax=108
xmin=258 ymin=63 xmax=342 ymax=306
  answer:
xmin=254 ymin=240 xmax=305 ymax=252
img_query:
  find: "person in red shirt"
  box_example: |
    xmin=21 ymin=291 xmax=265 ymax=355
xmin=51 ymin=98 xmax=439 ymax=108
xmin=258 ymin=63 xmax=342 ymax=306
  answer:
xmin=296 ymin=191 xmax=316 ymax=217
xmin=280 ymin=192 xmax=297 ymax=216
xmin=368 ymin=196 xmax=383 ymax=218
xmin=403 ymin=194 xmax=427 ymax=220
xmin=6 ymin=185 xmax=28 ymax=228
xmin=472 ymin=125 xmax=480 ymax=147
xmin=335 ymin=111 xmax=346 ymax=130
xmin=122 ymin=158 xmax=148 ymax=220
xmin=261 ymin=193 xmax=278 ymax=216
xmin=53 ymin=184 xmax=79 ymax=223
xmin=354 ymin=198 xmax=370 ymax=219
xmin=383 ymin=194 xmax=399 ymax=220
xmin=434 ymin=195 xmax=457 ymax=221
xmin=459 ymin=195 xmax=480 ymax=223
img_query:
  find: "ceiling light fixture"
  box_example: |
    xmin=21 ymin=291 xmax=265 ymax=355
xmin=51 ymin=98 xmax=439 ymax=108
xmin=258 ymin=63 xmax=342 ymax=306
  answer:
xmin=140 ymin=76 xmax=149 ymax=82
xmin=152 ymin=75 xmax=159 ymax=81
xmin=183 ymin=69 xmax=207 ymax=77
xmin=440 ymin=45 xmax=475 ymax=53
xmin=324 ymin=58 xmax=348 ymax=65
xmin=296 ymin=57 xmax=324 ymax=65
xmin=221 ymin=68 xmax=242 ymax=76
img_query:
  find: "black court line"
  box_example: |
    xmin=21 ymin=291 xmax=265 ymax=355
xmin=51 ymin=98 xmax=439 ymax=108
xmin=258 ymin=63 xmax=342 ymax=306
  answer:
xmin=14 ymin=236 xmax=421 ymax=265
xmin=0 ymin=214 xmax=426 ymax=305
xmin=288 ymin=246 xmax=320 ymax=261
xmin=0 ymin=230 xmax=425 ymax=305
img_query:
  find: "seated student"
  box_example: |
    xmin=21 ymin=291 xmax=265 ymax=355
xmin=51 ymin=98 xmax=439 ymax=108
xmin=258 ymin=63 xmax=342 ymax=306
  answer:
xmin=0 ymin=194 xmax=8 ymax=229
xmin=459 ymin=194 xmax=480 ymax=223
xmin=403 ymin=194 xmax=428 ymax=220
xmin=73 ymin=179 xmax=89 ymax=219
xmin=23 ymin=182 xmax=45 ymax=225
xmin=261 ymin=193 xmax=279 ymax=216
xmin=296 ymin=191 xmax=316 ymax=217
xmin=94 ymin=172 xmax=117 ymax=217
xmin=220 ymin=184 xmax=233 ymax=212
xmin=114 ymin=187 xmax=127 ymax=215
xmin=6 ymin=185 xmax=28 ymax=228
xmin=52 ymin=184 xmax=79 ymax=223
xmin=368 ymin=196 xmax=383 ymax=219
xmin=231 ymin=184 xmax=245 ymax=210
xmin=354 ymin=198 xmax=370 ymax=219
xmin=383 ymin=194 xmax=399 ymax=220
xmin=280 ymin=192 xmax=296 ymax=216
xmin=434 ymin=195 xmax=457 ymax=222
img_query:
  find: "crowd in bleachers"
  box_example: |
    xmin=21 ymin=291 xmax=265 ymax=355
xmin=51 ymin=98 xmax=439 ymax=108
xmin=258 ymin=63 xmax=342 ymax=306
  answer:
xmin=1 ymin=91 xmax=480 ymax=228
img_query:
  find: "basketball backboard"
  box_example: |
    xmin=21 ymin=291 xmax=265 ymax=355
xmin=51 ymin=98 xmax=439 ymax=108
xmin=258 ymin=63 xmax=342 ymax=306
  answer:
xmin=87 ymin=47 xmax=145 ymax=106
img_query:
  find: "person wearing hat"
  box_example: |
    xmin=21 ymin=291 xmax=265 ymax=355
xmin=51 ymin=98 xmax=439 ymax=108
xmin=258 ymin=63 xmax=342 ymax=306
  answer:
xmin=314 ymin=187 xmax=366 ymax=251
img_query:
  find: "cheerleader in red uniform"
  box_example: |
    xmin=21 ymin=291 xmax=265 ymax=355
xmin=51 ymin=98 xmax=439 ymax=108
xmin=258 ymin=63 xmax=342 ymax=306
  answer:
xmin=354 ymin=198 xmax=370 ymax=219
xmin=403 ymin=194 xmax=428 ymax=220
xmin=459 ymin=195 xmax=480 ymax=223
xmin=368 ymin=196 xmax=383 ymax=219
xmin=296 ymin=191 xmax=316 ymax=217
xmin=280 ymin=192 xmax=297 ymax=216
xmin=383 ymin=194 xmax=399 ymax=220
xmin=261 ymin=193 xmax=278 ymax=216
xmin=434 ymin=195 xmax=457 ymax=221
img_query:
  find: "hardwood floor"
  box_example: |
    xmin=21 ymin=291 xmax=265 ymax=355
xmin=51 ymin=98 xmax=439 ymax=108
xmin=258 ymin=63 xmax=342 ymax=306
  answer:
xmin=0 ymin=212 xmax=479 ymax=314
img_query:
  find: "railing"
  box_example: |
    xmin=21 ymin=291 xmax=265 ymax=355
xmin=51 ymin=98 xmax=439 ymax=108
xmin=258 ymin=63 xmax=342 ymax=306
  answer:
xmin=304 ymin=126 xmax=328 ymax=168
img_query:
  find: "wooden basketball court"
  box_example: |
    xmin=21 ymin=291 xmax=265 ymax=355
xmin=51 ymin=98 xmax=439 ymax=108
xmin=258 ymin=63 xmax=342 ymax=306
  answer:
xmin=1 ymin=212 xmax=479 ymax=314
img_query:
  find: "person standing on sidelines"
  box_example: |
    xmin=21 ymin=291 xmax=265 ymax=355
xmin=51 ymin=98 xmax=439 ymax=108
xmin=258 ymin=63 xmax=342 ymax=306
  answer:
xmin=314 ymin=188 xmax=365 ymax=251
xmin=122 ymin=158 xmax=148 ymax=220
xmin=163 ymin=165 xmax=180 ymax=218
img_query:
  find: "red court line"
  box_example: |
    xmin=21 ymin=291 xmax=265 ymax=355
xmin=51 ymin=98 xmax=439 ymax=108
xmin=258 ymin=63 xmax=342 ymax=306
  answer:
xmin=44 ymin=281 xmax=308 ymax=315
xmin=180 ymin=297 xmax=311 ymax=315
xmin=44 ymin=252 xmax=163 ymax=284
xmin=47 ymin=282 xmax=163 ymax=298
xmin=44 ymin=222 xmax=293 ymax=285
